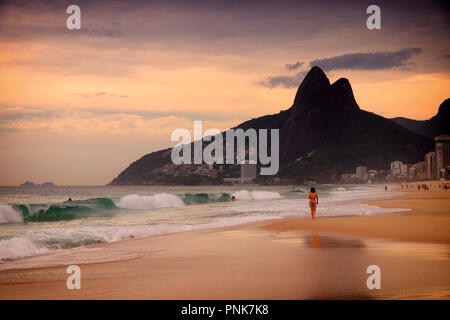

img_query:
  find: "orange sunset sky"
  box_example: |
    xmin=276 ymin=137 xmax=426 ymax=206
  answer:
xmin=0 ymin=0 xmax=449 ymax=185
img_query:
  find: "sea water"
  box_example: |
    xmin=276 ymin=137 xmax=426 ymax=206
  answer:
xmin=0 ymin=184 xmax=407 ymax=262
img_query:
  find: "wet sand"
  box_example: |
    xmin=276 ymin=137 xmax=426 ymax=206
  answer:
xmin=0 ymin=183 xmax=449 ymax=299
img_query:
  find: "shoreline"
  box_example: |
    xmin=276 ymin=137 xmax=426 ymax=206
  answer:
xmin=262 ymin=188 xmax=450 ymax=244
xmin=0 ymin=183 xmax=449 ymax=299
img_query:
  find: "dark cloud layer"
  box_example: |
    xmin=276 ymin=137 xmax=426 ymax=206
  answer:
xmin=285 ymin=61 xmax=303 ymax=70
xmin=260 ymin=47 xmax=424 ymax=88
xmin=310 ymin=47 xmax=423 ymax=71
xmin=1 ymin=0 xmax=448 ymax=55
xmin=257 ymin=71 xmax=307 ymax=89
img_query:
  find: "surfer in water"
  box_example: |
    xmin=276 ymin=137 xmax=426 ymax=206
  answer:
xmin=308 ymin=187 xmax=319 ymax=219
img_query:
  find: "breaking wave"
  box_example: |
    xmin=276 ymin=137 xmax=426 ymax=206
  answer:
xmin=232 ymin=190 xmax=282 ymax=200
xmin=0 ymin=190 xmax=282 ymax=224
xmin=114 ymin=193 xmax=185 ymax=210
xmin=1 ymin=190 xmax=282 ymax=224
xmin=180 ymin=192 xmax=232 ymax=204
xmin=11 ymin=197 xmax=116 ymax=223
xmin=0 ymin=204 xmax=23 ymax=224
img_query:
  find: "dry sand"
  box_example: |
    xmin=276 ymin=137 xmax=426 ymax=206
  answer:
xmin=0 ymin=182 xmax=449 ymax=299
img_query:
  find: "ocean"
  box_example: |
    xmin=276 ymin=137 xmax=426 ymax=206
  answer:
xmin=0 ymin=184 xmax=406 ymax=263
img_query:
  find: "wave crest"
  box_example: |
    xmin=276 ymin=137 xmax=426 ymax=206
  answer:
xmin=12 ymin=197 xmax=116 ymax=222
xmin=115 ymin=193 xmax=185 ymax=210
xmin=232 ymin=190 xmax=282 ymax=200
xmin=0 ymin=204 xmax=23 ymax=224
xmin=180 ymin=193 xmax=232 ymax=205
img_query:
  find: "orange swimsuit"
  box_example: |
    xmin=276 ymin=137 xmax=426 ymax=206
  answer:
xmin=308 ymin=192 xmax=318 ymax=207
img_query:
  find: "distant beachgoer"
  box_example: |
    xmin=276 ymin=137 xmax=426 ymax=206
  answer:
xmin=308 ymin=187 xmax=319 ymax=220
xmin=231 ymin=196 xmax=236 ymax=201
xmin=385 ymin=186 xmax=388 ymax=191
xmin=418 ymin=184 xmax=420 ymax=191
xmin=68 ymin=197 xmax=72 ymax=202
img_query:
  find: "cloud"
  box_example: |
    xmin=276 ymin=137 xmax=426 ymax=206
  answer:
xmin=258 ymin=48 xmax=424 ymax=88
xmin=0 ymin=106 xmax=241 ymax=134
xmin=285 ymin=61 xmax=303 ymax=71
xmin=0 ymin=108 xmax=192 ymax=135
xmin=0 ymin=25 xmax=122 ymax=42
xmin=75 ymin=92 xmax=129 ymax=99
xmin=73 ymin=28 xmax=121 ymax=38
xmin=310 ymin=48 xmax=423 ymax=71
xmin=0 ymin=106 xmax=53 ymax=121
xmin=257 ymin=71 xmax=307 ymax=89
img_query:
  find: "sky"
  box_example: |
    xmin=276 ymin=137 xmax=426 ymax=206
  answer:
xmin=0 ymin=0 xmax=449 ymax=186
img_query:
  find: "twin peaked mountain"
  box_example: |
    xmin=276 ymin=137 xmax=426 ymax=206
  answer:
xmin=109 ymin=66 xmax=434 ymax=185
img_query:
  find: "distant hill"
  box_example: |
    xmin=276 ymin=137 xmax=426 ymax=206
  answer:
xmin=109 ymin=66 xmax=434 ymax=185
xmin=19 ymin=181 xmax=36 ymax=187
xmin=391 ymin=99 xmax=449 ymax=138
xmin=41 ymin=182 xmax=56 ymax=187
xmin=19 ymin=181 xmax=56 ymax=187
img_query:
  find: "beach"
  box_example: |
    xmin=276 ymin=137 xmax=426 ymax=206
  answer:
xmin=0 ymin=183 xmax=449 ymax=300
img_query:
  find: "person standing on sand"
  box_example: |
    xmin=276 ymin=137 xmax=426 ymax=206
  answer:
xmin=308 ymin=187 xmax=319 ymax=220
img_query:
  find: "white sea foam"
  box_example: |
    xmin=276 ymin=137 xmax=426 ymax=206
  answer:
xmin=0 ymin=231 xmax=50 ymax=261
xmin=0 ymin=214 xmax=280 ymax=263
xmin=327 ymin=185 xmax=398 ymax=201
xmin=232 ymin=190 xmax=282 ymax=200
xmin=115 ymin=193 xmax=185 ymax=210
xmin=227 ymin=197 xmax=409 ymax=217
xmin=0 ymin=204 xmax=23 ymax=224
xmin=0 ymin=224 xmax=186 ymax=262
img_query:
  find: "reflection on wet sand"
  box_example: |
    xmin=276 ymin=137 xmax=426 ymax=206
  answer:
xmin=311 ymin=234 xmax=321 ymax=249
xmin=305 ymin=233 xmax=366 ymax=249
xmin=270 ymin=230 xmax=449 ymax=299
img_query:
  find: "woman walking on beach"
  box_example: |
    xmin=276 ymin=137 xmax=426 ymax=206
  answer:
xmin=308 ymin=187 xmax=319 ymax=220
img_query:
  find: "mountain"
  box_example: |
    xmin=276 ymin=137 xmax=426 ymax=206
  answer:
xmin=18 ymin=181 xmax=56 ymax=187
xmin=280 ymin=68 xmax=360 ymax=163
xmin=109 ymin=66 xmax=434 ymax=185
xmin=19 ymin=181 xmax=36 ymax=187
xmin=41 ymin=182 xmax=56 ymax=187
xmin=391 ymin=99 xmax=450 ymax=138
